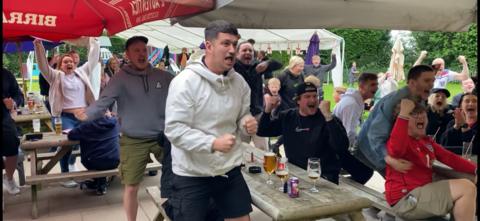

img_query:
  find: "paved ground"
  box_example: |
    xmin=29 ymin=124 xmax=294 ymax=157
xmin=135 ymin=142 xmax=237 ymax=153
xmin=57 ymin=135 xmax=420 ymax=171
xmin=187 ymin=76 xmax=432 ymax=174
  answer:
xmin=3 ymin=156 xmax=386 ymax=221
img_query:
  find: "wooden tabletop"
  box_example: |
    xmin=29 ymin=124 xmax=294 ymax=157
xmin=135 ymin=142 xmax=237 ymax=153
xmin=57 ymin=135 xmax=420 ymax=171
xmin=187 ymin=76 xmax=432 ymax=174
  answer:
xmin=243 ymin=145 xmax=372 ymax=220
xmin=13 ymin=105 xmax=51 ymax=123
xmin=20 ymin=132 xmax=79 ymax=151
xmin=433 ymin=155 xmax=477 ymax=182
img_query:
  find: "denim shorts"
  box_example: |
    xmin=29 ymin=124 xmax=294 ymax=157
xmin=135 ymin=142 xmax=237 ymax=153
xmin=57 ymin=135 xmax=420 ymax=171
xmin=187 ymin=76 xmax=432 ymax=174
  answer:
xmin=169 ymin=167 xmax=252 ymax=221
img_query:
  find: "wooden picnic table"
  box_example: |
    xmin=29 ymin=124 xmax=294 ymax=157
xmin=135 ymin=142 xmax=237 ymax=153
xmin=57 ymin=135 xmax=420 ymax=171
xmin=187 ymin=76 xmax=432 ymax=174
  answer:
xmin=12 ymin=105 xmax=53 ymax=132
xmin=243 ymin=145 xmax=372 ymax=221
xmin=20 ymin=132 xmax=79 ymax=219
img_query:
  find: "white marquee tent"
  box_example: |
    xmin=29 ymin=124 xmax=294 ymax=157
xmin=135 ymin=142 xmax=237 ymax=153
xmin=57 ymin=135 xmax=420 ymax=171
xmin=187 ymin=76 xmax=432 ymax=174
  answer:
xmin=116 ymin=20 xmax=345 ymax=86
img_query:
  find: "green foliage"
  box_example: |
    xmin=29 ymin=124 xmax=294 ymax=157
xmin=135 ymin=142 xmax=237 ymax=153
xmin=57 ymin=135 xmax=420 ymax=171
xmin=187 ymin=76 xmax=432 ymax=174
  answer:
xmin=109 ymin=36 xmax=127 ymax=57
xmin=329 ymin=28 xmax=392 ymax=75
xmin=411 ymin=24 xmax=477 ymax=76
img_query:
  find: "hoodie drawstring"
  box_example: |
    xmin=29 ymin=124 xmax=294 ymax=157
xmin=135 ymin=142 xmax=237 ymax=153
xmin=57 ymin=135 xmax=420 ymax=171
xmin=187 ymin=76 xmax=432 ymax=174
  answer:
xmin=142 ymin=75 xmax=149 ymax=93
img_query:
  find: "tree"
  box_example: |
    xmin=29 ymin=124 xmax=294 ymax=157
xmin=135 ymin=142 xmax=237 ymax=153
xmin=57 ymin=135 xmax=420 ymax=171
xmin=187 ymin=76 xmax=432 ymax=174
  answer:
xmin=411 ymin=24 xmax=477 ymax=77
xmin=329 ymin=28 xmax=392 ymax=78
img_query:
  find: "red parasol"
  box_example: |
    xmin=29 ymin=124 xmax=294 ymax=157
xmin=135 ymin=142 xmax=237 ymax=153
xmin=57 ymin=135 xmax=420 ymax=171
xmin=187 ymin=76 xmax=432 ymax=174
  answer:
xmin=3 ymin=0 xmax=215 ymax=42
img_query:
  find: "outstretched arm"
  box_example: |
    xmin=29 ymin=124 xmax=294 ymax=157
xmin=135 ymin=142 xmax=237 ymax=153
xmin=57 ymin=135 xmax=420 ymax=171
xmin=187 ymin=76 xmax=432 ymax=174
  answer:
xmin=449 ymin=56 xmax=469 ymax=81
xmin=413 ymin=50 xmax=427 ymax=66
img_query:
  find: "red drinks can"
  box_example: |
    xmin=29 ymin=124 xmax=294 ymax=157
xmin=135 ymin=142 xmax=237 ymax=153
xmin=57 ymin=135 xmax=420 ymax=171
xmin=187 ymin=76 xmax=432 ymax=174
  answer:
xmin=287 ymin=177 xmax=299 ymax=198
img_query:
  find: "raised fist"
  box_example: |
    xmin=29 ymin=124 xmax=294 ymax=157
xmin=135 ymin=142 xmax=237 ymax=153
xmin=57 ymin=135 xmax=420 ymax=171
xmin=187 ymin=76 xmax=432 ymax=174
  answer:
xmin=399 ymin=99 xmax=415 ymax=117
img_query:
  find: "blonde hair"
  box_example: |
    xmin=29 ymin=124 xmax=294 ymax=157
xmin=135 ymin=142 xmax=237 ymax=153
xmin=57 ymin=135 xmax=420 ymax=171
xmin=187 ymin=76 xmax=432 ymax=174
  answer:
xmin=287 ymin=56 xmax=304 ymax=71
xmin=427 ymin=93 xmax=448 ymax=114
xmin=304 ymin=75 xmax=321 ymax=87
xmin=267 ymin=78 xmax=281 ymax=87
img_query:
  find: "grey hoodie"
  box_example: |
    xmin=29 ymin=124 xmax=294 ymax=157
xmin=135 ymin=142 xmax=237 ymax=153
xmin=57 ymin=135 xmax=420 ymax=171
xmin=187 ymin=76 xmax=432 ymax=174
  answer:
xmin=165 ymin=57 xmax=253 ymax=177
xmin=86 ymin=64 xmax=174 ymax=138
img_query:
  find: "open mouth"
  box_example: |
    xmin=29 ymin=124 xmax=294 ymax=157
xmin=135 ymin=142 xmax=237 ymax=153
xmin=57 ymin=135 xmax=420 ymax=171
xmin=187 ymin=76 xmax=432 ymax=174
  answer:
xmin=416 ymin=122 xmax=425 ymax=129
xmin=466 ymin=108 xmax=476 ymax=112
xmin=436 ymin=101 xmax=443 ymax=106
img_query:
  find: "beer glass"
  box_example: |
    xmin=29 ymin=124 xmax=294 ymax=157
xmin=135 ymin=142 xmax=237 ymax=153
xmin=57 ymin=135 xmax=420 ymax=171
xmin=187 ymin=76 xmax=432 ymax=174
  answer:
xmin=32 ymin=119 xmax=41 ymax=133
xmin=462 ymin=142 xmax=473 ymax=161
xmin=275 ymin=157 xmax=289 ymax=191
xmin=263 ymin=152 xmax=277 ymax=185
xmin=307 ymin=157 xmax=321 ymax=193
xmin=54 ymin=117 xmax=62 ymax=135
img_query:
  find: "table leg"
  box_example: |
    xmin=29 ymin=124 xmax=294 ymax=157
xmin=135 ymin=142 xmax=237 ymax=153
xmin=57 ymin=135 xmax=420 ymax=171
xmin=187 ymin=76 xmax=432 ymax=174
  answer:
xmin=41 ymin=146 xmax=71 ymax=174
xmin=44 ymin=119 xmax=54 ymax=132
xmin=31 ymin=184 xmax=38 ymax=219
xmin=348 ymin=210 xmax=365 ymax=221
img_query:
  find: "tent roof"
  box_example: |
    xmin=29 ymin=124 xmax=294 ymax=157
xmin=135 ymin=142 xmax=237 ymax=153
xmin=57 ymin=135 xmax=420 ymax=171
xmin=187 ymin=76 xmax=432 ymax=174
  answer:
xmin=176 ymin=0 xmax=477 ymax=32
xmin=115 ymin=20 xmax=343 ymax=53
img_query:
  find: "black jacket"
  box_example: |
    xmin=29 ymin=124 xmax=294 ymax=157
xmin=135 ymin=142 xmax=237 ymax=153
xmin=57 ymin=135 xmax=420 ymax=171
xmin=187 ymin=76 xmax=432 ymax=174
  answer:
xmin=234 ymin=60 xmax=282 ymax=116
xmin=426 ymin=105 xmax=454 ymax=143
xmin=441 ymin=120 xmax=477 ymax=154
xmin=277 ymin=70 xmax=304 ymax=111
xmin=257 ymin=109 xmax=348 ymax=184
xmin=2 ymin=68 xmax=23 ymax=122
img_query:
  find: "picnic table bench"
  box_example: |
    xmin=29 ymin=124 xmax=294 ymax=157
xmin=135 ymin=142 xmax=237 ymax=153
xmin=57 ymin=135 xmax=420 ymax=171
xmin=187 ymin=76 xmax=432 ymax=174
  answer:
xmin=20 ymin=132 xmax=162 ymax=219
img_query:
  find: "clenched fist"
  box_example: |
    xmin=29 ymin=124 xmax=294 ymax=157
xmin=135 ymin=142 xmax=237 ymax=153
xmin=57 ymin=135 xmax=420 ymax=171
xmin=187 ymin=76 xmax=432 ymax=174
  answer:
xmin=399 ymin=99 xmax=415 ymax=117
xmin=264 ymin=94 xmax=281 ymax=113
xmin=458 ymin=55 xmax=467 ymax=64
xmin=212 ymin=134 xmax=236 ymax=153
xmin=420 ymin=50 xmax=428 ymax=58
xmin=319 ymin=100 xmax=333 ymax=121
xmin=243 ymin=115 xmax=258 ymax=135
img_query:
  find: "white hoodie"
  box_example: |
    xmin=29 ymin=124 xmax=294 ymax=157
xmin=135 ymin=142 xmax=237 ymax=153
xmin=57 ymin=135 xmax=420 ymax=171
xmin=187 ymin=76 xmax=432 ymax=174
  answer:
xmin=165 ymin=57 xmax=252 ymax=177
xmin=333 ymin=88 xmax=364 ymax=145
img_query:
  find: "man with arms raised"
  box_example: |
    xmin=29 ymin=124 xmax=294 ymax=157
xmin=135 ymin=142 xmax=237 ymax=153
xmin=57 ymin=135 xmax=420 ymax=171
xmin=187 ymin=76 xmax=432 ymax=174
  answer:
xmin=165 ymin=20 xmax=257 ymax=221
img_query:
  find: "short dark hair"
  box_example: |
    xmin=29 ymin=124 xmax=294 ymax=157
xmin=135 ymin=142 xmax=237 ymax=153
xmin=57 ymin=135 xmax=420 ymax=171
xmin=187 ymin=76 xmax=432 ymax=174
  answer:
xmin=458 ymin=92 xmax=477 ymax=106
xmin=407 ymin=65 xmax=434 ymax=81
xmin=358 ymin=73 xmax=378 ymax=84
xmin=236 ymin=41 xmax=252 ymax=51
xmin=125 ymin=36 xmax=148 ymax=50
xmin=247 ymin=38 xmax=255 ymax=45
xmin=205 ymin=20 xmax=239 ymax=41
xmin=411 ymin=101 xmax=427 ymax=114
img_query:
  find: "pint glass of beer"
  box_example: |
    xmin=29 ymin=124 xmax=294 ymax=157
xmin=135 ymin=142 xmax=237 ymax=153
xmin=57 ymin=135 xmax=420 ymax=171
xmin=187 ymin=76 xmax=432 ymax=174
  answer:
xmin=275 ymin=157 xmax=289 ymax=191
xmin=263 ymin=152 xmax=277 ymax=185
xmin=54 ymin=117 xmax=62 ymax=135
xmin=307 ymin=157 xmax=321 ymax=193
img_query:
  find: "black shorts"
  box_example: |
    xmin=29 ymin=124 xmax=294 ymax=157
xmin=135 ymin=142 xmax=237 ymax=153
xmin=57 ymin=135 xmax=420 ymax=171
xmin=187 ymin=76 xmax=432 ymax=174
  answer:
xmin=169 ymin=167 xmax=252 ymax=221
xmin=2 ymin=119 xmax=19 ymax=157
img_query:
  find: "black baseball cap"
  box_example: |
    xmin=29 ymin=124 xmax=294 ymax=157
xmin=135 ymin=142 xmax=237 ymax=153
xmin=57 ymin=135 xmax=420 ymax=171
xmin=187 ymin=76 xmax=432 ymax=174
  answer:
xmin=293 ymin=82 xmax=317 ymax=100
xmin=431 ymin=88 xmax=450 ymax=98
xmin=125 ymin=36 xmax=148 ymax=50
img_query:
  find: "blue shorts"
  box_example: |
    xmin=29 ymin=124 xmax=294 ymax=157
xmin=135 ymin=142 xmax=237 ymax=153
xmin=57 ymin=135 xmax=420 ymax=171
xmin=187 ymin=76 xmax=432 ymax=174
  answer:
xmin=169 ymin=167 xmax=252 ymax=220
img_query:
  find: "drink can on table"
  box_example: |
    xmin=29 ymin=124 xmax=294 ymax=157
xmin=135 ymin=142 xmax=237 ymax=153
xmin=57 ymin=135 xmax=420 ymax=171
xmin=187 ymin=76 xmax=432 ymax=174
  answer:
xmin=287 ymin=177 xmax=299 ymax=198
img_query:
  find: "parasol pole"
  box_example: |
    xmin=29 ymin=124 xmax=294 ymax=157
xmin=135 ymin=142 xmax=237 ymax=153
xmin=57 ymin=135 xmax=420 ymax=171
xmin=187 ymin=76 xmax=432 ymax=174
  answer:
xmin=16 ymin=42 xmax=28 ymax=100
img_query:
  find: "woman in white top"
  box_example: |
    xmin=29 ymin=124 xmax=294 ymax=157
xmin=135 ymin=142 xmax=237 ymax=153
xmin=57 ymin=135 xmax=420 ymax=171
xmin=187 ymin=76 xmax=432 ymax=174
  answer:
xmin=34 ymin=38 xmax=100 ymax=187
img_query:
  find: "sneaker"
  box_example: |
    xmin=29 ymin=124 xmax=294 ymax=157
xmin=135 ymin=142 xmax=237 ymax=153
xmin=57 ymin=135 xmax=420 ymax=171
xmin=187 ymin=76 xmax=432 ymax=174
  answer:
xmin=3 ymin=174 xmax=20 ymax=195
xmin=68 ymin=164 xmax=78 ymax=172
xmin=96 ymin=186 xmax=107 ymax=196
xmin=61 ymin=180 xmax=78 ymax=188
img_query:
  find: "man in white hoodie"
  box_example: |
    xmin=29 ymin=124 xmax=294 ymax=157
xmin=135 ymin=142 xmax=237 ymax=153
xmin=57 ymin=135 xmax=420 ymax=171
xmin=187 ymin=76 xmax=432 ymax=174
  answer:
xmin=333 ymin=73 xmax=378 ymax=184
xmin=165 ymin=20 xmax=258 ymax=221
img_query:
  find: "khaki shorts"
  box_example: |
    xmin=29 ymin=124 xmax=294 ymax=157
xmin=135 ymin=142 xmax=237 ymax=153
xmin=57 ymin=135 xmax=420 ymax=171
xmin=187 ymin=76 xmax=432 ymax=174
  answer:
xmin=393 ymin=180 xmax=453 ymax=220
xmin=119 ymin=136 xmax=163 ymax=185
